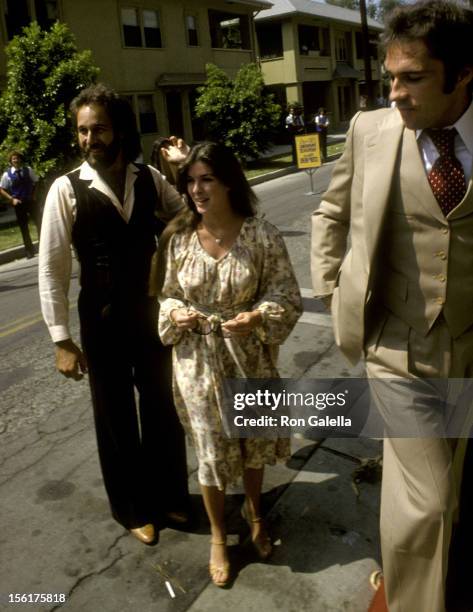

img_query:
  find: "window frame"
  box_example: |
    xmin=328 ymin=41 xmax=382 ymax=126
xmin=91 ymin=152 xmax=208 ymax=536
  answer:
xmin=208 ymin=9 xmax=251 ymax=50
xmin=184 ymin=12 xmax=199 ymax=47
xmin=124 ymin=92 xmax=159 ymax=135
xmin=298 ymin=24 xmax=320 ymax=56
xmin=120 ymin=6 xmax=163 ymax=49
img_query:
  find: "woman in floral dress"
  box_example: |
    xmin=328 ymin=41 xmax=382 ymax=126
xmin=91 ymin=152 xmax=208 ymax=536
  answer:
xmin=157 ymin=142 xmax=302 ymax=586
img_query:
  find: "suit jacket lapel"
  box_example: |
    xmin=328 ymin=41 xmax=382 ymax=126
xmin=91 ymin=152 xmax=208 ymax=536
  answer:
xmin=363 ymin=112 xmax=404 ymax=262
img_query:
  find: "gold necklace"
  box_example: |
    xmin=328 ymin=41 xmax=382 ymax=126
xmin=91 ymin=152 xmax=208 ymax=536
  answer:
xmin=200 ymin=223 xmax=224 ymax=244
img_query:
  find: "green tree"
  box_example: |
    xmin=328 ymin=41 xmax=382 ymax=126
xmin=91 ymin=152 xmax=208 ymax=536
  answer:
xmin=194 ymin=62 xmax=281 ymax=161
xmin=0 ymin=21 xmax=99 ymax=179
xmin=325 ymin=0 xmax=378 ymax=19
xmin=377 ymin=0 xmax=405 ymax=22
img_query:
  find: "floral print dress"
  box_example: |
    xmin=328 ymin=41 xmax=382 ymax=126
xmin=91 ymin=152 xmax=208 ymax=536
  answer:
xmin=159 ymin=217 xmax=302 ymax=489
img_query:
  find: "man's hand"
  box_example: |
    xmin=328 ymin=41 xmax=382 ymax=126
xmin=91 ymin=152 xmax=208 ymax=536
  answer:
xmin=222 ymin=311 xmax=263 ymax=336
xmin=11 ymin=197 xmax=21 ymax=207
xmin=55 ymin=339 xmax=88 ymax=381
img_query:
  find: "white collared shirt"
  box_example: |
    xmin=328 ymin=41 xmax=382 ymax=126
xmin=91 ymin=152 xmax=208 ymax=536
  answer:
xmin=0 ymin=165 xmax=38 ymax=190
xmin=38 ymin=161 xmax=183 ymax=342
xmin=416 ymin=99 xmax=473 ymax=182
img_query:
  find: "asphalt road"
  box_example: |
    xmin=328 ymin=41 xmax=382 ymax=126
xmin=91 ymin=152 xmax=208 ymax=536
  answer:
xmin=1 ymin=165 xmax=359 ymax=612
xmin=0 ymin=163 xmax=334 ymax=430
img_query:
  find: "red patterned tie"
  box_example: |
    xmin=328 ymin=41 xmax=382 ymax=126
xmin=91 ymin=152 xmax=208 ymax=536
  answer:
xmin=426 ymin=128 xmax=466 ymax=215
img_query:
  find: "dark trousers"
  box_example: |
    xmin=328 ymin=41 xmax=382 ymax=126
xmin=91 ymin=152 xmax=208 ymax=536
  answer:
xmin=317 ymin=130 xmax=327 ymax=160
xmin=15 ymin=198 xmax=42 ymax=256
xmin=79 ymin=294 xmax=189 ymax=529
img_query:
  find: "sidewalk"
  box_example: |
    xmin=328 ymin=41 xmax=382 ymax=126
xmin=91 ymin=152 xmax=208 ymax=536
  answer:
xmin=0 ymin=305 xmax=382 ymax=612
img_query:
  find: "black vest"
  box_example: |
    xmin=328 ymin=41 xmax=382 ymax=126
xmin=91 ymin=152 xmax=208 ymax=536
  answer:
xmin=68 ymin=164 xmax=162 ymax=309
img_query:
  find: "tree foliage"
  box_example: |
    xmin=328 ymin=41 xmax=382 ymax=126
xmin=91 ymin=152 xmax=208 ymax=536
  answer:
xmin=194 ymin=62 xmax=281 ymax=161
xmin=325 ymin=0 xmax=405 ymax=22
xmin=0 ymin=21 xmax=99 ymax=179
xmin=325 ymin=0 xmax=379 ymax=20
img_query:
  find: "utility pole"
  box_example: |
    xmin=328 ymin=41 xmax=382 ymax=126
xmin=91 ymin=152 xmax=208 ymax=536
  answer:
xmin=359 ymin=0 xmax=375 ymax=108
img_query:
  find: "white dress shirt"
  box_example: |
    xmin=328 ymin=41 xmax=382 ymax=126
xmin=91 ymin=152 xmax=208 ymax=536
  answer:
xmin=38 ymin=161 xmax=183 ymax=343
xmin=0 ymin=165 xmax=39 ymax=190
xmin=417 ymin=99 xmax=473 ymax=182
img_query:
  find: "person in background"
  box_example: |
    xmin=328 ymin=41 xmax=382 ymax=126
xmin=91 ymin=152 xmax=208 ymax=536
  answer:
xmin=314 ymin=108 xmax=329 ymax=161
xmin=0 ymin=151 xmax=41 ymax=259
xmin=151 ymin=135 xmax=189 ymax=186
xmin=39 ymin=83 xmax=190 ymax=546
xmin=285 ymin=106 xmax=305 ymax=163
xmin=157 ymin=141 xmax=302 ymax=587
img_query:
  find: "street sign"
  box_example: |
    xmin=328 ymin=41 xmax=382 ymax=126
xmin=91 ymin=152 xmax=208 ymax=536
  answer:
xmin=295 ymin=134 xmax=321 ymax=195
xmin=295 ymin=134 xmax=321 ymax=169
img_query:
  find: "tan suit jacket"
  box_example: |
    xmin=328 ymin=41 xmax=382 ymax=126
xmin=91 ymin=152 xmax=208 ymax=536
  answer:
xmin=311 ymin=108 xmax=405 ymax=363
xmin=312 ymin=107 xmax=473 ymax=365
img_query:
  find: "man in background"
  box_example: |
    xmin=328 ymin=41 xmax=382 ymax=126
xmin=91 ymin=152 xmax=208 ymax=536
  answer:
xmin=0 ymin=151 xmax=41 ymax=258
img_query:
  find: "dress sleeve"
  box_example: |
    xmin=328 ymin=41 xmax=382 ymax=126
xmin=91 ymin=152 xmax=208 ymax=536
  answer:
xmin=158 ymin=233 xmax=188 ymax=345
xmin=253 ymin=221 xmax=303 ymax=345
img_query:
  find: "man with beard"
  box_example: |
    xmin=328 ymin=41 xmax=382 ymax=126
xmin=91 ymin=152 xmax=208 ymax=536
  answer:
xmin=39 ymin=83 xmax=189 ymax=544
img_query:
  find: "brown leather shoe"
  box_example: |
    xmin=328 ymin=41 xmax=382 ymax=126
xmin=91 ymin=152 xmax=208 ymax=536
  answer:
xmin=130 ymin=523 xmax=156 ymax=545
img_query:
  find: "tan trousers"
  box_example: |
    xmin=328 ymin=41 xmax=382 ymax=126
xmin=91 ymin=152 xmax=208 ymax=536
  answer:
xmin=365 ymin=312 xmax=473 ymax=612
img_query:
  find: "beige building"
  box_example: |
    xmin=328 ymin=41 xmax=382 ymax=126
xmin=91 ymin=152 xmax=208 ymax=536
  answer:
xmin=255 ymin=0 xmax=384 ymax=127
xmin=0 ymin=0 xmax=271 ymax=158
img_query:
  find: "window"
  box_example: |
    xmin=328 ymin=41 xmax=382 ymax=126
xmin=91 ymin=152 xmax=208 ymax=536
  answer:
xmin=320 ymin=28 xmax=330 ymax=57
xmin=355 ymin=32 xmax=379 ymax=60
xmin=121 ymin=7 xmax=162 ymax=48
xmin=208 ymin=10 xmax=250 ymax=50
xmin=4 ymin=0 xmax=29 ymax=39
xmin=4 ymin=0 xmax=58 ymax=39
xmin=298 ymin=25 xmax=320 ymax=55
xmin=256 ymin=22 xmax=283 ymax=59
xmin=137 ymin=95 xmax=157 ymax=134
xmin=336 ymin=33 xmax=349 ymax=61
xmin=35 ymin=0 xmax=58 ymax=29
xmin=185 ymin=14 xmax=198 ymax=46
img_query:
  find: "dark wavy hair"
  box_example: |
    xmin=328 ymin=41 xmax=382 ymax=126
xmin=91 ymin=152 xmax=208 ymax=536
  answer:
xmin=380 ymin=0 xmax=473 ymax=94
xmin=150 ymin=136 xmax=175 ymax=184
xmin=154 ymin=141 xmax=258 ymax=293
xmin=8 ymin=151 xmax=25 ymax=164
xmin=176 ymin=141 xmax=257 ymax=218
xmin=70 ymin=83 xmax=141 ymax=162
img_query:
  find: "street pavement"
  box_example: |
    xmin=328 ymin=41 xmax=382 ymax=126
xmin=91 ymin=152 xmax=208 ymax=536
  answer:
xmin=0 ymin=140 xmax=386 ymax=612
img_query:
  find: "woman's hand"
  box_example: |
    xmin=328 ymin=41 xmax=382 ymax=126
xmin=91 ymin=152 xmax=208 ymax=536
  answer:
xmin=170 ymin=308 xmax=200 ymax=330
xmin=162 ymin=136 xmax=190 ymax=165
xmin=221 ymin=311 xmax=262 ymax=336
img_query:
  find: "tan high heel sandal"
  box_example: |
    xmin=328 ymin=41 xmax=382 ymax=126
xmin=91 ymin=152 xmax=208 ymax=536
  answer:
xmin=209 ymin=540 xmax=230 ymax=587
xmin=241 ymin=502 xmax=273 ymax=560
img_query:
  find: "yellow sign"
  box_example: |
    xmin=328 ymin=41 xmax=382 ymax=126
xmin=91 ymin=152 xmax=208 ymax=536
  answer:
xmin=295 ymin=134 xmax=322 ymax=169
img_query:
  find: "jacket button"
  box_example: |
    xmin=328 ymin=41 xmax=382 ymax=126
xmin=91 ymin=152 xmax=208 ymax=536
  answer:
xmin=436 ymin=297 xmax=445 ymax=304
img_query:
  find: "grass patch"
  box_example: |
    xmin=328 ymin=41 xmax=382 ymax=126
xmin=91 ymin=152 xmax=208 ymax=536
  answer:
xmin=244 ymin=140 xmax=345 ymax=180
xmin=328 ymin=141 xmax=345 ymax=157
xmin=0 ymin=219 xmax=38 ymax=251
xmin=0 ymin=141 xmax=347 ymax=252
xmin=245 ymin=153 xmax=293 ymax=180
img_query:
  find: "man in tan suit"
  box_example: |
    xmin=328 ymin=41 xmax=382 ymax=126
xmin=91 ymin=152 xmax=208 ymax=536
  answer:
xmin=311 ymin=2 xmax=473 ymax=610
